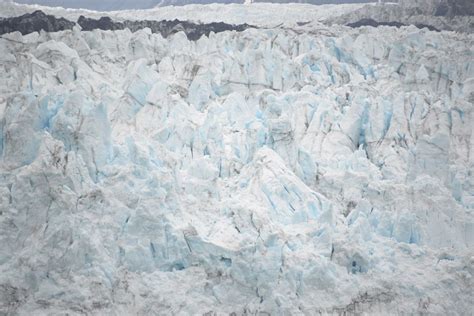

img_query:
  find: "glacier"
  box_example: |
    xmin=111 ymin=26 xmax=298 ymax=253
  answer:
xmin=0 ymin=1 xmax=473 ymax=315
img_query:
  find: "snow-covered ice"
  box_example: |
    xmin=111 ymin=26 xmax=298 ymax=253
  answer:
xmin=0 ymin=2 xmax=473 ymax=315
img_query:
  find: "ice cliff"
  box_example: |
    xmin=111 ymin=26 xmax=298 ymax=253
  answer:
xmin=0 ymin=2 xmax=473 ymax=315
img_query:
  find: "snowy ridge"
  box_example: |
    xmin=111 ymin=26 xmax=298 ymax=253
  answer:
xmin=6 ymin=0 xmax=370 ymax=11
xmin=331 ymin=0 xmax=474 ymax=33
xmin=0 ymin=1 xmax=364 ymax=27
xmin=0 ymin=2 xmax=473 ymax=315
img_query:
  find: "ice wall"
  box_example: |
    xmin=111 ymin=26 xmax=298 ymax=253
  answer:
xmin=0 ymin=10 xmax=473 ymax=315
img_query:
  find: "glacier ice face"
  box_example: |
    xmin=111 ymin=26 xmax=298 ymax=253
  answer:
xmin=0 ymin=3 xmax=473 ymax=315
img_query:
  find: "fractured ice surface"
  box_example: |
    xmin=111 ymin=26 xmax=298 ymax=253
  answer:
xmin=0 ymin=3 xmax=473 ymax=315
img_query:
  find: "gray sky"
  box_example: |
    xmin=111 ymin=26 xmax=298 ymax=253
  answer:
xmin=13 ymin=0 xmax=372 ymax=11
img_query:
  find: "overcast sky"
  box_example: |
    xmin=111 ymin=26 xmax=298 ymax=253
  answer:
xmin=13 ymin=0 xmax=372 ymax=11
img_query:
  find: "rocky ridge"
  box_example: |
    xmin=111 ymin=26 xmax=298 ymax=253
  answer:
xmin=0 ymin=10 xmax=74 ymax=35
xmin=347 ymin=18 xmax=440 ymax=32
xmin=332 ymin=0 xmax=474 ymax=33
xmin=0 ymin=10 xmax=253 ymax=40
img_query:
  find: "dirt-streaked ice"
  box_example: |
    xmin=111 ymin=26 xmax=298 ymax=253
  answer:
xmin=0 ymin=2 xmax=473 ymax=315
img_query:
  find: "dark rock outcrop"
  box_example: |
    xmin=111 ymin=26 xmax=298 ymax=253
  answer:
xmin=347 ymin=18 xmax=440 ymax=32
xmin=77 ymin=16 xmax=253 ymax=40
xmin=0 ymin=10 xmax=253 ymax=40
xmin=332 ymin=0 xmax=474 ymax=33
xmin=77 ymin=16 xmax=124 ymax=31
xmin=434 ymin=0 xmax=474 ymax=17
xmin=0 ymin=10 xmax=75 ymax=35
